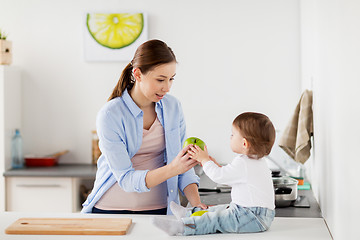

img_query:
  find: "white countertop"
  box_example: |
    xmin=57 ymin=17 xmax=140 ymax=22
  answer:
xmin=0 ymin=211 xmax=331 ymax=240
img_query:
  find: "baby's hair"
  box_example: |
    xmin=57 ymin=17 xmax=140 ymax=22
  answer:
xmin=233 ymin=112 xmax=275 ymax=158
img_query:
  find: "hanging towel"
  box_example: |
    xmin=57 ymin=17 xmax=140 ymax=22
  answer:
xmin=279 ymin=90 xmax=313 ymax=164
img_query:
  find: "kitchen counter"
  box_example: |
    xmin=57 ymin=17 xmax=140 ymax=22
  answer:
xmin=0 ymin=212 xmax=331 ymax=239
xmin=3 ymin=164 xmax=97 ymax=178
xmin=4 ymin=165 xmax=322 ymax=218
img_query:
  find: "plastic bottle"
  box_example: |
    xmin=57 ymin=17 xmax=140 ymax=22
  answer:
xmin=11 ymin=129 xmax=24 ymax=168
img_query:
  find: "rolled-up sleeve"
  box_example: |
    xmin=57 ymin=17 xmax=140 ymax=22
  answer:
xmin=97 ymin=109 xmax=150 ymax=193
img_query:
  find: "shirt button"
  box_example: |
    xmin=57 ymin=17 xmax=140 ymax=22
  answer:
xmin=170 ymin=189 xmax=174 ymax=193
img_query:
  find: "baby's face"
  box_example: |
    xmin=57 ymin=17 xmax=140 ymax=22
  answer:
xmin=230 ymin=125 xmax=247 ymax=154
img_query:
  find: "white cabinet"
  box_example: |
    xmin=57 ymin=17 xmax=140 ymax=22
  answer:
xmin=4 ymin=165 xmax=96 ymax=213
xmin=0 ymin=66 xmax=21 ymax=212
xmin=6 ymin=177 xmax=80 ymax=212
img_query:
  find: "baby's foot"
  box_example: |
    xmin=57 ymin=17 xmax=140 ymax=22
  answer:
xmin=151 ymin=217 xmax=184 ymax=236
xmin=170 ymin=201 xmax=188 ymax=219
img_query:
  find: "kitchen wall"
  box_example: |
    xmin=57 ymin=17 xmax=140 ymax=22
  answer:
xmin=300 ymin=0 xmax=360 ymax=239
xmin=2 ymin=0 xmax=360 ymax=238
xmin=0 ymin=0 xmax=301 ymax=164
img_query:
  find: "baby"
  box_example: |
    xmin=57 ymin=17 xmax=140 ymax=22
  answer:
xmin=152 ymin=112 xmax=276 ymax=235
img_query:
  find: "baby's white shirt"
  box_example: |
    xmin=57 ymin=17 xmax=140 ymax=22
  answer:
xmin=203 ymin=154 xmax=275 ymax=210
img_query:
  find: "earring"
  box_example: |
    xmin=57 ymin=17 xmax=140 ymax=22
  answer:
xmin=130 ymin=76 xmax=135 ymax=83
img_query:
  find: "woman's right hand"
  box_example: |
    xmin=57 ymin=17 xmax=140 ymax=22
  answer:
xmin=169 ymin=144 xmax=199 ymax=175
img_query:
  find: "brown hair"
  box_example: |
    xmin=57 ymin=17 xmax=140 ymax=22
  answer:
xmin=108 ymin=39 xmax=177 ymax=101
xmin=233 ymin=112 xmax=276 ymax=158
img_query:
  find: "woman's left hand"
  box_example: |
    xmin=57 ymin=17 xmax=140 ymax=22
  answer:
xmin=183 ymin=183 xmax=208 ymax=210
xmin=195 ymin=202 xmax=208 ymax=210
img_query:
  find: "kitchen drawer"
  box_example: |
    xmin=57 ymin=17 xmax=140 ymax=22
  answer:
xmin=6 ymin=177 xmax=78 ymax=212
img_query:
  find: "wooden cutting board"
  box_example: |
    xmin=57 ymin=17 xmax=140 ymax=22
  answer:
xmin=5 ymin=218 xmax=132 ymax=235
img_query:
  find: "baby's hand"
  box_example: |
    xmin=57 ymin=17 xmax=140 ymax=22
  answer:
xmin=188 ymin=145 xmax=210 ymax=165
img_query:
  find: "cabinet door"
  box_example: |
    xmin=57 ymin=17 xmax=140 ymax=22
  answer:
xmin=6 ymin=177 xmax=73 ymax=212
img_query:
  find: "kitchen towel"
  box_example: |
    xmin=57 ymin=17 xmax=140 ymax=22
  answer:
xmin=279 ymin=90 xmax=313 ymax=164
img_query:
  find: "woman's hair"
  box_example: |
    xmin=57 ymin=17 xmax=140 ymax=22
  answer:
xmin=108 ymin=39 xmax=177 ymax=101
xmin=233 ymin=112 xmax=276 ymax=158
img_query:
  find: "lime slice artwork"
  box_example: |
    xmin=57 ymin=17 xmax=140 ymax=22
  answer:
xmin=86 ymin=13 xmax=144 ymax=49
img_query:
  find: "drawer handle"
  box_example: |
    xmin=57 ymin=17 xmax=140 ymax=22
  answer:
xmin=16 ymin=184 xmax=62 ymax=188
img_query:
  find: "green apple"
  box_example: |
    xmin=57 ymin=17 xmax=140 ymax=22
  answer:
xmin=183 ymin=137 xmax=206 ymax=150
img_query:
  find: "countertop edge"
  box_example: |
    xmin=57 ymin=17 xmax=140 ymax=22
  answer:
xmin=3 ymin=164 xmax=97 ymax=178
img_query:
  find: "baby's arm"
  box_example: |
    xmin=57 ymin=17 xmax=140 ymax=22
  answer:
xmin=209 ymin=156 xmax=222 ymax=167
xmin=188 ymin=146 xmax=247 ymax=185
xmin=203 ymin=158 xmax=246 ymax=186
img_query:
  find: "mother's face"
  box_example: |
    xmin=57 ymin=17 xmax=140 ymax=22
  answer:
xmin=133 ymin=62 xmax=176 ymax=102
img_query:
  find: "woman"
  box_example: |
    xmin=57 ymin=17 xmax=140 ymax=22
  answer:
xmin=82 ymin=39 xmax=206 ymax=215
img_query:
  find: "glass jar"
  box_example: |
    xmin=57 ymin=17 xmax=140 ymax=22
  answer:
xmin=92 ymin=130 xmax=101 ymax=164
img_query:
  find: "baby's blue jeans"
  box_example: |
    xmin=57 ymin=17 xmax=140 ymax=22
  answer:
xmin=181 ymin=202 xmax=275 ymax=235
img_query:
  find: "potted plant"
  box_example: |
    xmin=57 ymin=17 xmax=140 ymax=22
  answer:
xmin=0 ymin=29 xmax=12 ymax=65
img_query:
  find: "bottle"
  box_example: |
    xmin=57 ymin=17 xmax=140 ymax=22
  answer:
xmin=11 ymin=129 xmax=24 ymax=168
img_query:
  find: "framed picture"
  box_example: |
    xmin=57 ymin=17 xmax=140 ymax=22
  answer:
xmin=84 ymin=12 xmax=148 ymax=62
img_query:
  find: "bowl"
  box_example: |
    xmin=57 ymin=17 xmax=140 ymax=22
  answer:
xmin=24 ymin=150 xmax=69 ymax=167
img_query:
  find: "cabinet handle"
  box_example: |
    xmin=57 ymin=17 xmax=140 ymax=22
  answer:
xmin=16 ymin=184 xmax=62 ymax=188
